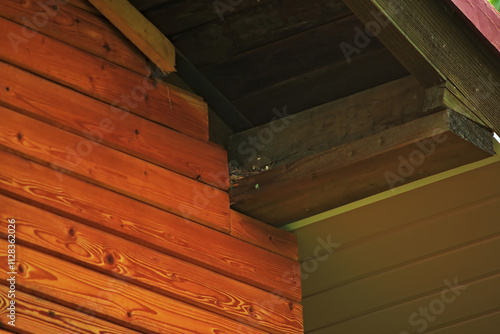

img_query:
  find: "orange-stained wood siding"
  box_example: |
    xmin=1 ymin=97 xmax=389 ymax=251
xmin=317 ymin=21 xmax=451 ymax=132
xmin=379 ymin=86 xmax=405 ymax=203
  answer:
xmin=0 ymin=16 xmax=210 ymax=142
xmin=0 ymin=1 xmax=303 ymax=333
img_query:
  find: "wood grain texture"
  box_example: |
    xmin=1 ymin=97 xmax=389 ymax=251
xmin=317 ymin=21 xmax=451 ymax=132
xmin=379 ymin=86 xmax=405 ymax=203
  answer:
xmin=0 ymin=150 xmax=301 ymax=302
xmin=0 ymin=17 xmax=209 ymax=142
xmin=0 ymin=59 xmax=221 ymax=187
xmin=230 ymin=210 xmax=298 ymax=260
xmin=0 ymin=285 xmax=142 ymax=334
xmin=229 ymin=76 xmax=426 ymax=172
xmin=343 ymin=0 xmax=500 ymax=134
xmin=0 ymin=0 xmax=149 ymax=76
xmin=231 ymin=111 xmax=492 ymax=225
xmin=447 ymin=0 xmax=500 ymax=53
xmin=0 ymin=107 xmax=230 ymax=232
xmin=0 ymin=241 xmax=269 ymax=334
xmin=201 ymin=14 xmax=376 ymax=102
xmin=69 ymin=0 xmax=102 ymax=15
xmin=88 ymin=0 xmax=176 ymax=73
xmin=0 ymin=196 xmax=303 ymax=334
xmin=231 ymin=47 xmax=408 ymax=126
xmin=169 ymin=0 xmax=351 ymax=67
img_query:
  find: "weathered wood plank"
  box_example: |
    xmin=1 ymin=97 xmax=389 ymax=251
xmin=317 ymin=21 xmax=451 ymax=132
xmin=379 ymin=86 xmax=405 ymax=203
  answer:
xmin=169 ymin=0 xmax=351 ymax=67
xmin=0 ymin=18 xmax=209 ymax=142
xmin=342 ymin=0 xmax=500 ymax=134
xmin=0 ymin=241 xmax=270 ymax=334
xmin=201 ymin=15 xmax=376 ymax=102
xmin=88 ymin=0 xmax=176 ymax=73
xmin=231 ymin=110 xmax=493 ymax=225
xmin=229 ymin=76 xmax=426 ymax=172
xmin=0 ymin=196 xmax=303 ymax=334
xmin=232 ymin=46 xmax=408 ymax=126
xmin=0 ymin=59 xmax=221 ymax=187
xmin=230 ymin=210 xmax=298 ymax=261
xmin=0 ymin=151 xmax=301 ymax=302
xmin=0 ymin=0 xmax=149 ymax=76
xmin=424 ymin=81 xmax=486 ymax=126
xmin=0 ymin=285 xmax=141 ymax=334
xmin=0 ymin=107 xmax=230 ymax=232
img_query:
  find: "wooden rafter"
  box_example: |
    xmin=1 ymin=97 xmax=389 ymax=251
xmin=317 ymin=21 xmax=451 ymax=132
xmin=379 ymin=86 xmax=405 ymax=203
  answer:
xmin=341 ymin=0 xmax=500 ymax=134
xmin=88 ymin=0 xmax=176 ymax=73
xmin=230 ymin=108 xmax=493 ymax=226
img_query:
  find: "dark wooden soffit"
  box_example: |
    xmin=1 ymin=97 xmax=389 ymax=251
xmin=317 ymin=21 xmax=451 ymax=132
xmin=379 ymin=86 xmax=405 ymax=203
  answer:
xmin=341 ymin=0 xmax=500 ymax=134
xmin=229 ymin=77 xmax=494 ymax=226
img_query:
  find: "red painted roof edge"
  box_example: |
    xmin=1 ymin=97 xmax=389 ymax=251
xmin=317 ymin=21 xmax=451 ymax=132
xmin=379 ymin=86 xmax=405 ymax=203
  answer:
xmin=448 ymin=0 xmax=500 ymax=54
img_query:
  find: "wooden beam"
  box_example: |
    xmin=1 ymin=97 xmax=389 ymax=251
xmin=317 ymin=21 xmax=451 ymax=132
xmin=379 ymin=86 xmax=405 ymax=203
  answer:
xmin=229 ymin=76 xmax=426 ymax=173
xmin=88 ymin=0 xmax=176 ymax=73
xmin=230 ymin=110 xmax=493 ymax=225
xmin=341 ymin=0 xmax=500 ymax=134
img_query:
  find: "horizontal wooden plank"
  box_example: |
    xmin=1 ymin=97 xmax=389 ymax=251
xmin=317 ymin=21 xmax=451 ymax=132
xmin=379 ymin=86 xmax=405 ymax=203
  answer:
xmin=232 ymin=46 xmax=408 ymax=126
xmin=0 ymin=0 xmax=149 ymax=76
xmin=0 ymin=285 xmax=141 ymax=334
xmin=303 ymin=234 xmax=500 ymax=330
xmin=0 ymin=241 xmax=269 ymax=334
xmin=312 ymin=273 xmax=500 ymax=334
xmin=428 ymin=309 xmax=500 ymax=334
xmin=0 ymin=107 xmax=230 ymax=232
xmin=201 ymin=15 xmax=376 ymax=102
xmin=343 ymin=0 xmax=500 ymax=134
xmin=170 ymin=0 xmax=351 ymax=67
xmin=69 ymin=0 xmax=102 ymax=15
xmin=448 ymin=0 xmax=500 ymax=53
xmin=229 ymin=76 xmax=426 ymax=172
xmin=0 ymin=18 xmax=209 ymax=142
xmin=0 ymin=59 xmax=223 ymax=188
xmin=301 ymin=195 xmax=500 ymax=296
xmin=231 ymin=110 xmax=493 ymax=225
xmin=88 ymin=0 xmax=176 ymax=73
xmin=0 ymin=150 xmax=301 ymax=302
xmin=0 ymin=196 xmax=303 ymax=334
xmin=230 ymin=210 xmax=298 ymax=260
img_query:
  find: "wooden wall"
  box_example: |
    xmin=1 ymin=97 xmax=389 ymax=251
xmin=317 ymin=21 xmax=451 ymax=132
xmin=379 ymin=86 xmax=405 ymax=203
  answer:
xmin=297 ymin=158 xmax=500 ymax=333
xmin=0 ymin=1 xmax=302 ymax=333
